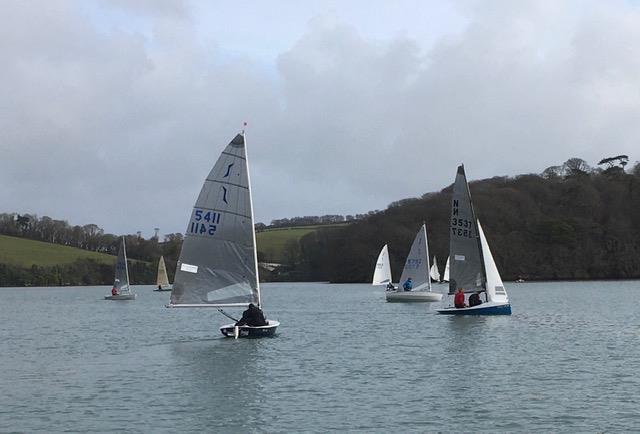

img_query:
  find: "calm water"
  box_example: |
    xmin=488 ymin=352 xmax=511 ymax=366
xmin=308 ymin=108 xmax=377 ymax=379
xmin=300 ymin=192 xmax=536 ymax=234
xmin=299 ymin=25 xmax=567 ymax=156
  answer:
xmin=1 ymin=281 xmax=640 ymax=432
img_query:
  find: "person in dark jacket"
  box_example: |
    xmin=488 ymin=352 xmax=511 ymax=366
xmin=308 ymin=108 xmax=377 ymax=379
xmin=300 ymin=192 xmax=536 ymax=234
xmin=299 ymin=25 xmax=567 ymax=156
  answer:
xmin=469 ymin=291 xmax=483 ymax=307
xmin=235 ymin=303 xmax=268 ymax=327
xmin=386 ymin=282 xmax=396 ymax=291
xmin=403 ymin=277 xmax=413 ymax=291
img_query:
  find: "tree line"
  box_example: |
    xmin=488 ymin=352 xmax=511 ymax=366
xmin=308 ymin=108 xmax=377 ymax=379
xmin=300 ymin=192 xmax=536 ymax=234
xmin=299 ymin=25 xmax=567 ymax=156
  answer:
xmin=0 ymin=214 xmax=184 ymax=286
xmin=274 ymin=157 xmax=640 ymax=283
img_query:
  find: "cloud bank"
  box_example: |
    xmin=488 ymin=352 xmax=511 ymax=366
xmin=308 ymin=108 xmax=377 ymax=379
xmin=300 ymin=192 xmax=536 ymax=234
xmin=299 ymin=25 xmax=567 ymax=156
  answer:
xmin=1 ymin=0 xmax=639 ymax=236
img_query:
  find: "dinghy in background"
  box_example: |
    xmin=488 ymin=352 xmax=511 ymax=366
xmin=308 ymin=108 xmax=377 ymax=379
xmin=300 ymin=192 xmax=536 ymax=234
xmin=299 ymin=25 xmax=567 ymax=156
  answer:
xmin=372 ymin=244 xmax=393 ymax=288
xmin=153 ymin=256 xmax=172 ymax=291
xmin=104 ymin=237 xmax=136 ymax=300
xmin=386 ymin=224 xmax=443 ymax=302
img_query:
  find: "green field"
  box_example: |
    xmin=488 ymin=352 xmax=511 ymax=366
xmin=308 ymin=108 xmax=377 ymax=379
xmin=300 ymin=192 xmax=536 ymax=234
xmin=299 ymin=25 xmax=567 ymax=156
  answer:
xmin=0 ymin=234 xmax=116 ymax=267
xmin=256 ymin=224 xmax=347 ymax=263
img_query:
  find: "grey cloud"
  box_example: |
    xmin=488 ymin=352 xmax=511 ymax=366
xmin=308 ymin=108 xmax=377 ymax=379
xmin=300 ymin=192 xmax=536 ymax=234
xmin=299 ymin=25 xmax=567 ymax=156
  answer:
xmin=2 ymin=1 xmax=640 ymax=237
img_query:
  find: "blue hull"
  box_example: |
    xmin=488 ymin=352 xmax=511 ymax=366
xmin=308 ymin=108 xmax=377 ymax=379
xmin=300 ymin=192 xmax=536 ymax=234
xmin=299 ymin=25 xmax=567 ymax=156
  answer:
xmin=437 ymin=304 xmax=512 ymax=316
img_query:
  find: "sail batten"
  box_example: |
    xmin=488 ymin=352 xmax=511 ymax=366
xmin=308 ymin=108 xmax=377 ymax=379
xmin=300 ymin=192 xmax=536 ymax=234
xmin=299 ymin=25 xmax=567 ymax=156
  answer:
xmin=170 ymin=133 xmax=259 ymax=307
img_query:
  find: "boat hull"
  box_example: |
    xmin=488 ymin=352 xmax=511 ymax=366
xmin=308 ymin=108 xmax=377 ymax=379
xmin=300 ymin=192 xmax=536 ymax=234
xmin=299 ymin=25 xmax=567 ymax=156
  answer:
xmin=220 ymin=320 xmax=280 ymax=338
xmin=437 ymin=302 xmax=511 ymax=315
xmin=386 ymin=290 xmax=443 ymax=302
xmin=104 ymin=293 xmax=137 ymax=300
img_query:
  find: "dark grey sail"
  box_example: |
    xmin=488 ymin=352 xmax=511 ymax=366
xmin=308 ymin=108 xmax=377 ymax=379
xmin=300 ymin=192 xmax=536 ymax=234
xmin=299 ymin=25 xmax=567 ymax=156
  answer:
xmin=114 ymin=237 xmax=131 ymax=293
xmin=169 ymin=134 xmax=260 ymax=307
xmin=449 ymin=165 xmax=485 ymax=294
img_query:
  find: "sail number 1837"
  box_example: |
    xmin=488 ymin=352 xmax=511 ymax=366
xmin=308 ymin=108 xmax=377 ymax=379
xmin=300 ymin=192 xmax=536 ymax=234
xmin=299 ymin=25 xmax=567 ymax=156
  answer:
xmin=189 ymin=209 xmax=221 ymax=236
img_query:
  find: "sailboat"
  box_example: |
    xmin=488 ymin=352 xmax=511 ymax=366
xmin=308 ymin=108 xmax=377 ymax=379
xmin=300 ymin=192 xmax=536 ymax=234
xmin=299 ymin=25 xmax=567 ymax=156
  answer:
xmin=386 ymin=224 xmax=443 ymax=302
xmin=166 ymin=132 xmax=279 ymax=338
xmin=153 ymin=256 xmax=172 ymax=291
xmin=430 ymin=256 xmax=441 ymax=282
xmin=437 ymin=165 xmax=511 ymax=315
xmin=441 ymin=256 xmax=450 ymax=282
xmin=372 ymin=244 xmax=393 ymax=288
xmin=104 ymin=237 xmax=136 ymax=300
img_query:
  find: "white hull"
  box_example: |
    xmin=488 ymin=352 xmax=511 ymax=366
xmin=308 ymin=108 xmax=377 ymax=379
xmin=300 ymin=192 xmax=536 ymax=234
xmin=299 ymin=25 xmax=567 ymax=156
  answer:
xmin=220 ymin=320 xmax=280 ymax=338
xmin=104 ymin=293 xmax=137 ymax=300
xmin=386 ymin=290 xmax=443 ymax=302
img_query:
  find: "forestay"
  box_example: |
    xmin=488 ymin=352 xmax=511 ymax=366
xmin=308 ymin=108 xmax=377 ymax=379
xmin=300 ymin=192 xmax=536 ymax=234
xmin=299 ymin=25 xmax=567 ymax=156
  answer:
xmin=169 ymin=134 xmax=260 ymax=307
xmin=156 ymin=256 xmax=170 ymax=288
xmin=372 ymin=244 xmax=392 ymax=285
xmin=114 ymin=237 xmax=131 ymax=293
xmin=398 ymin=224 xmax=432 ymax=292
xmin=449 ymin=165 xmax=485 ymax=294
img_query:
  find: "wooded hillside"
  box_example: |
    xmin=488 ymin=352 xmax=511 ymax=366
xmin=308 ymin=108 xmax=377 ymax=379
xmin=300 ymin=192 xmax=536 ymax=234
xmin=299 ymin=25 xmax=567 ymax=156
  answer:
xmin=288 ymin=159 xmax=640 ymax=282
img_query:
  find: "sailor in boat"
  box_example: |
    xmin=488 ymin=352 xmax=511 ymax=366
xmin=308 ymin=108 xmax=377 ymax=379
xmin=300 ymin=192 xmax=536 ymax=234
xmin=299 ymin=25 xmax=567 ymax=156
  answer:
xmin=402 ymin=277 xmax=413 ymax=292
xmin=386 ymin=282 xmax=396 ymax=291
xmin=111 ymin=286 xmax=118 ymax=296
xmin=235 ymin=303 xmax=268 ymax=327
xmin=454 ymin=288 xmax=467 ymax=308
xmin=469 ymin=291 xmax=483 ymax=307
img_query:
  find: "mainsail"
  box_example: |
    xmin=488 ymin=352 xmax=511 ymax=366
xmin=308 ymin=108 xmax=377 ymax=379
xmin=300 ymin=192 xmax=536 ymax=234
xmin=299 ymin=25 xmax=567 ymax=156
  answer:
xmin=114 ymin=237 xmax=131 ymax=293
xmin=398 ymin=224 xmax=432 ymax=292
xmin=169 ymin=133 xmax=260 ymax=307
xmin=449 ymin=165 xmax=485 ymax=294
xmin=156 ymin=255 xmax=170 ymax=288
xmin=372 ymin=244 xmax=392 ymax=285
xmin=430 ymin=256 xmax=440 ymax=282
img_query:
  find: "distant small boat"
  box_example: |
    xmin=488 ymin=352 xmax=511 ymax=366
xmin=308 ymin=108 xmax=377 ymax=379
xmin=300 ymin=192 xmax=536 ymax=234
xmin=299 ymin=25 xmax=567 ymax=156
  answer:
xmin=372 ymin=244 xmax=393 ymax=288
xmin=386 ymin=224 xmax=443 ymax=302
xmin=515 ymin=278 xmax=525 ymax=283
xmin=437 ymin=165 xmax=511 ymax=315
xmin=104 ymin=237 xmax=136 ymax=301
xmin=430 ymin=255 xmax=441 ymax=282
xmin=441 ymin=256 xmax=450 ymax=283
xmin=153 ymin=256 xmax=172 ymax=291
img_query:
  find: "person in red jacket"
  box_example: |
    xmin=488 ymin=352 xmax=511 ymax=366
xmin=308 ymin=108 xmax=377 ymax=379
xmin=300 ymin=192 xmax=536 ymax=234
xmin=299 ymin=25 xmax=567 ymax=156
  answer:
xmin=454 ymin=287 xmax=466 ymax=308
xmin=111 ymin=286 xmax=119 ymax=296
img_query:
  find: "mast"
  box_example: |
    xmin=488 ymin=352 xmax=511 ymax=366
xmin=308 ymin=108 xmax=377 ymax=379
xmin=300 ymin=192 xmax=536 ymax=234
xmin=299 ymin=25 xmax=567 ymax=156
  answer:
xmin=243 ymin=130 xmax=262 ymax=308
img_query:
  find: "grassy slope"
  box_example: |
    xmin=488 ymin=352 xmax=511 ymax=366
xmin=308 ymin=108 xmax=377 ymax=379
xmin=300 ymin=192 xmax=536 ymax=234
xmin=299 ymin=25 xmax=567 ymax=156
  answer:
xmin=0 ymin=234 xmax=116 ymax=267
xmin=256 ymin=223 xmax=348 ymax=263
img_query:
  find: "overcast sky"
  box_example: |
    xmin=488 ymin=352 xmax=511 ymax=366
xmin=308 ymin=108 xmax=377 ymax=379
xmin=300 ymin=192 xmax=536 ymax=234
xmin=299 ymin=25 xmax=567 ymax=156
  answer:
xmin=2 ymin=0 xmax=639 ymax=237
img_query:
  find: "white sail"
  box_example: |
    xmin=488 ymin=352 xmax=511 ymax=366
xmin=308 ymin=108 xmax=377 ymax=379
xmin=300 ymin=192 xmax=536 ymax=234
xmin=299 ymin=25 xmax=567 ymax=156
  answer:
xmin=398 ymin=224 xmax=432 ymax=292
xmin=114 ymin=237 xmax=131 ymax=294
xmin=478 ymin=221 xmax=509 ymax=304
xmin=169 ymin=133 xmax=260 ymax=308
xmin=156 ymin=256 xmax=170 ymax=288
xmin=430 ymin=256 xmax=440 ymax=282
xmin=442 ymin=256 xmax=450 ymax=282
xmin=372 ymin=244 xmax=392 ymax=285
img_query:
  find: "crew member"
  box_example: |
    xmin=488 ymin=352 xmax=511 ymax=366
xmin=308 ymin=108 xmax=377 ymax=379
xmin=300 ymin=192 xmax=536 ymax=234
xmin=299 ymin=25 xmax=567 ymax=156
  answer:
xmin=235 ymin=303 xmax=268 ymax=327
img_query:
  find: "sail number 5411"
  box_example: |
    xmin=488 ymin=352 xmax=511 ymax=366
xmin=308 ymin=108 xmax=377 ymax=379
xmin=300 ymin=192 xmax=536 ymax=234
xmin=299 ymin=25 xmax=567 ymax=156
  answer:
xmin=189 ymin=209 xmax=221 ymax=236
